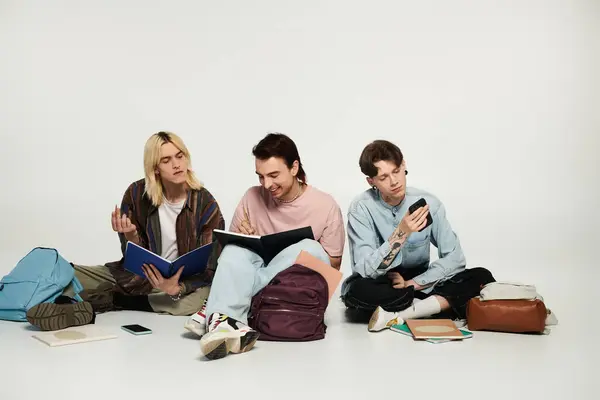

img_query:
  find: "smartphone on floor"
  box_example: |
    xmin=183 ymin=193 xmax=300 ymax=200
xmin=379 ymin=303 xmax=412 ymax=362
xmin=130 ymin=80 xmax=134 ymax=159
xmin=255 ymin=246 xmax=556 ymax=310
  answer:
xmin=121 ymin=324 xmax=152 ymax=335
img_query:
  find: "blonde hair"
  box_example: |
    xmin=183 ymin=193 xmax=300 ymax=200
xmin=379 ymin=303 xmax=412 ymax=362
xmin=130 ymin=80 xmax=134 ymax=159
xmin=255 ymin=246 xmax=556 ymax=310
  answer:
xmin=143 ymin=131 xmax=202 ymax=206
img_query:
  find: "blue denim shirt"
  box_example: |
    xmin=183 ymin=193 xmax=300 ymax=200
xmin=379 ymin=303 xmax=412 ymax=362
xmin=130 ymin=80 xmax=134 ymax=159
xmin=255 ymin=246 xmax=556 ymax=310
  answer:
xmin=343 ymin=187 xmax=466 ymax=294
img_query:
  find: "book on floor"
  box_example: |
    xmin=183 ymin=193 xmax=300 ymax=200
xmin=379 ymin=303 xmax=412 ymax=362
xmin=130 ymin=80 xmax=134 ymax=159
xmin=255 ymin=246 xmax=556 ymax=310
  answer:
xmin=406 ymin=319 xmax=468 ymax=340
xmin=124 ymin=241 xmax=214 ymax=279
xmin=32 ymin=325 xmax=118 ymax=347
xmin=390 ymin=322 xmax=414 ymax=337
xmin=213 ymin=226 xmax=314 ymax=264
xmin=390 ymin=321 xmax=473 ymax=343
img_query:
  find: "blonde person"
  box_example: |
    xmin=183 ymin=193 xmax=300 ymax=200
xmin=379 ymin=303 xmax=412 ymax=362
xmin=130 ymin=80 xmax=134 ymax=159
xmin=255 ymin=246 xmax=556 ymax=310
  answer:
xmin=26 ymin=132 xmax=225 ymax=331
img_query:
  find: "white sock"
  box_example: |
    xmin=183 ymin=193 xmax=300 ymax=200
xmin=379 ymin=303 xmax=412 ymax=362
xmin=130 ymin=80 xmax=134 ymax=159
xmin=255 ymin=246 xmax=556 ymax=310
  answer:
xmin=397 ymin=296 xmax=442 ymax=320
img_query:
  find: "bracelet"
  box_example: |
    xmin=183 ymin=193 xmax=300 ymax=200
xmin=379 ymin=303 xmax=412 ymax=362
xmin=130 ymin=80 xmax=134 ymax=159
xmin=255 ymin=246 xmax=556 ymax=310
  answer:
xmin=169 ymin=284 xmax=184 ymax=301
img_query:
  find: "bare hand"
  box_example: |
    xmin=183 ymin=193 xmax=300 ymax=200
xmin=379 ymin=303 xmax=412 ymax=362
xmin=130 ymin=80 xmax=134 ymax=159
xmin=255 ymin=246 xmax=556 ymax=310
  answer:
xmin=388 ymin=271 xmax=406 ymax=289
xmin=142 ymin=263 xmax=184 ymax=296
xmin=404 ymin=279 xmax=423 ymax=291
xmin=398 ymin=205 xmax=430 ymax=237
xmin=239 ymin=207 xmax=258 ymax=235
xmin=111 ymin=205 xmax=138 ymax=242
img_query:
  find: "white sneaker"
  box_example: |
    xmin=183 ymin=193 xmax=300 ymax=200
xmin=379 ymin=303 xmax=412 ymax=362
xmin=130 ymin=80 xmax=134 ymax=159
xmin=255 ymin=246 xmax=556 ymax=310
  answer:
xmin=184 ymin=299 xmax=207 ymax=337
xmin=453 ymin=319 xmax=467 ymax=329
xmin=199 ymin=313 xmax=260 ymax=360
xmin=368 ymin=306 xmax=404 ymax=332
xmin=546 ymin=309 xmax=558 ymax=326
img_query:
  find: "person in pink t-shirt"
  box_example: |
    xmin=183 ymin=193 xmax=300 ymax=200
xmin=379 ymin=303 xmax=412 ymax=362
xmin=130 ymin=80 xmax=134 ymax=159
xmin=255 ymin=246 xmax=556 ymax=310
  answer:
xmin=189 ymin=133 xmax=345 ymax=360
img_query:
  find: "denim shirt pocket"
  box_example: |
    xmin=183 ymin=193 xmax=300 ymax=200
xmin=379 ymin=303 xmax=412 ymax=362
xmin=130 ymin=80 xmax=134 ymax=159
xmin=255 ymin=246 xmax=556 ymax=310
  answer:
xmin=402 ymin=231 xmax=430 ymax=266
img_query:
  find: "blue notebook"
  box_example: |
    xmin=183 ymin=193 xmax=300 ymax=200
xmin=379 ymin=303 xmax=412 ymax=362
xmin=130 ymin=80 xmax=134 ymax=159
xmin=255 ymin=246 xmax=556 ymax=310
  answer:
xmin=123 ymin=241 xmax=214 ymax=279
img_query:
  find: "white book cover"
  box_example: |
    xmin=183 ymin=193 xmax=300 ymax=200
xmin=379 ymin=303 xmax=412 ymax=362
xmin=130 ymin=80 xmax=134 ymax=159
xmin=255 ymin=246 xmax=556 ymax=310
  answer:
xmin=32 ymin=325 xmax=118 ymax=347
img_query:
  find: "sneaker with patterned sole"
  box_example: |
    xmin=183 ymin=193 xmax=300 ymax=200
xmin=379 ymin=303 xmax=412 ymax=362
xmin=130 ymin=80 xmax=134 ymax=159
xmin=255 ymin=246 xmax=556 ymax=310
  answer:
xmin=184 ymin=299 xmax=208 ymax=337
xmin=368 ymin=306 xmax=404 ymax=332
xmin=200 ymin=313 xmax=260 ymax=360
xmin=26 ymin=296 xmax=95 ymax=331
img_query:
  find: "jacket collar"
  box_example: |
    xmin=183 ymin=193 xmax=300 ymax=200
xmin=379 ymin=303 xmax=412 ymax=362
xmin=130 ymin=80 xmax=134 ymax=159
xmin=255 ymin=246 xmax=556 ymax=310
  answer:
xmin=147 ymin=189 xmax=194 ymax=214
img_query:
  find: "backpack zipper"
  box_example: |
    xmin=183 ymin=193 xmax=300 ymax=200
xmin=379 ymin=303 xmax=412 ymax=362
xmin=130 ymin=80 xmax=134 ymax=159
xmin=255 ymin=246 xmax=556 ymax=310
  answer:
xmin=261 ymin=295 xmax=319 ymax=307
xmin=258 ymin=308 xmax=322 ymax=318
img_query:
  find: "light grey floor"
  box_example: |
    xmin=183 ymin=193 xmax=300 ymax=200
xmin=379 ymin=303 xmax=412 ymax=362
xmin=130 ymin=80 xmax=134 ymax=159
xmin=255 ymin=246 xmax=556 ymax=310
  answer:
xmin=0 ymin=261 xmax=595 ymax=400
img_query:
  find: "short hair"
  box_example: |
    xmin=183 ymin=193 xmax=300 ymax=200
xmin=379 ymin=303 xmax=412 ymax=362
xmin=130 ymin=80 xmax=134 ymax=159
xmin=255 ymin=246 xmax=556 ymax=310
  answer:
xmin=359 ymin=140 xmax=404 ymax=178
xmin=143 ymin=131 xmax=202 ymax=206
xmin=252 ymin=133 xmax=307 ymax=184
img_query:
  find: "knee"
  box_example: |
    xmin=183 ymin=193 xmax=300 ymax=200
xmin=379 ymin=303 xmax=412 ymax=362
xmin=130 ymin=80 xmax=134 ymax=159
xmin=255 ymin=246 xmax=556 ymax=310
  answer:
xmin=296 ymin=239 xmax=329 ymax=263
xmin=218 ymin=244 xmax=253 ymax=262
xmin=214 ymin=245 xmax=252 ymax=275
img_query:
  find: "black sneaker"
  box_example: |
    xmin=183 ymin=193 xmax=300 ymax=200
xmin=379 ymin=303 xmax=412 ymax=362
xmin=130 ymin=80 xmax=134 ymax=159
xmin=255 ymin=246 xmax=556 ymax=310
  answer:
xmin=26 ymin=296 xmax=95 ymax=331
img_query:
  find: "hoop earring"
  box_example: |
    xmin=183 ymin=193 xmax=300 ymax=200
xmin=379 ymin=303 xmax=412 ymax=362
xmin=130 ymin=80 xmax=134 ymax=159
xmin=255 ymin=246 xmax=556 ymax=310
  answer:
xmin=405 ymin=170 xmax=408 ymax=175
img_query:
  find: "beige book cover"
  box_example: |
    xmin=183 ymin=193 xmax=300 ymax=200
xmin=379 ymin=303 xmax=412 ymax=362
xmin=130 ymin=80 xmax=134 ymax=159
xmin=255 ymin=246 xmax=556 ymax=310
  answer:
xmin=406 ymin=319 xmax=465 ymax=340
xmin=294 ymin=250 xmax=343 ymax=301
xmin=32 ymin=325 xmax=118 ymax=347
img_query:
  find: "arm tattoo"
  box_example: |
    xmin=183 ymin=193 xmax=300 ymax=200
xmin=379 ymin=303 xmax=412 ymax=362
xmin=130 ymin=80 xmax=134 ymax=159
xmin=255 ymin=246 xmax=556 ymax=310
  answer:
xmin=380 ymin=241 xmax=403 ymax=268
xmin=379 ymin=229 xmax=408 ymax=268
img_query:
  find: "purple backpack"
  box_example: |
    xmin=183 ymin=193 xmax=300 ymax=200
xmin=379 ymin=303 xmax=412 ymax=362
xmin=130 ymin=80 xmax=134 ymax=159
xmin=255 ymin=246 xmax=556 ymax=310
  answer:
xmin=248 ymin=264 xmax=328 ymax=341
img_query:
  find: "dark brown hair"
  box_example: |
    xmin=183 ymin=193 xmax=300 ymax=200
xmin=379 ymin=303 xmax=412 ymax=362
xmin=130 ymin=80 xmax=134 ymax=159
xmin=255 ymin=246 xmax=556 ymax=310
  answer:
xmin=252 ymin=133 xmax=307 ymax=184
xmin=359 ymin=140 xmax=404 ymax=178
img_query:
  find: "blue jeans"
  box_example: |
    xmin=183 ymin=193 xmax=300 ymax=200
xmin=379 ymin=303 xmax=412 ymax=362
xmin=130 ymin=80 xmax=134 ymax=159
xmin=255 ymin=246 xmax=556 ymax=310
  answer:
xmin=205 ymin=239 xmax=330 ymax=324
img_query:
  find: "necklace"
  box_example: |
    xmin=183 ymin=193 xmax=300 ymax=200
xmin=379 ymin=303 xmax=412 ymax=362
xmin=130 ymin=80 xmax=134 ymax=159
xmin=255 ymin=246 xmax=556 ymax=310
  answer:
xmin=278 ymin=182 xmax=304 ymax=203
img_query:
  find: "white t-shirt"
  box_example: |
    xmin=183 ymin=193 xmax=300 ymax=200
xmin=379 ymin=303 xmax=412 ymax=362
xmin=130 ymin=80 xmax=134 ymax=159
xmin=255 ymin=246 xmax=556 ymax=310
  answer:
xmin=158 ymin=197 xmax=185 ymax=261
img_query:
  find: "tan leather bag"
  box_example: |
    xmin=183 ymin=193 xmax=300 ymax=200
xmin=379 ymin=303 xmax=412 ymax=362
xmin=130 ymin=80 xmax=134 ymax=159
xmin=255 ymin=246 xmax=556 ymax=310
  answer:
xmin=466 ymin=298 xmax=547 ymax=333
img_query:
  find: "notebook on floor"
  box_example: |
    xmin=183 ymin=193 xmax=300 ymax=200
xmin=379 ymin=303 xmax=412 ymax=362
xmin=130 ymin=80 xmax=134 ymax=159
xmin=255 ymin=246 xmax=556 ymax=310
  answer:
xmin=391 ymin=321 xmax=473 ymax=343
xmin=32 ymin=325 xmax=118 ymax=347
xmin=406 ymin=319 xmax=468 ymax=340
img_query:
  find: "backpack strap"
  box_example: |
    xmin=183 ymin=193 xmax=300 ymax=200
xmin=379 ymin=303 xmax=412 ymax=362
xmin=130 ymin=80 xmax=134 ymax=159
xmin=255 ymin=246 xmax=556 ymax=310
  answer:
xmin=70 ymin=276 xmax=84 ymax=302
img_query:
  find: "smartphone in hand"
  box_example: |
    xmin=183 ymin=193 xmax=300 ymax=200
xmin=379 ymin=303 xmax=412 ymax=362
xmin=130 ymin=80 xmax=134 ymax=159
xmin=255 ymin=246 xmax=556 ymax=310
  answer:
xmin=408 ymin=198 xmax=433 ymax=232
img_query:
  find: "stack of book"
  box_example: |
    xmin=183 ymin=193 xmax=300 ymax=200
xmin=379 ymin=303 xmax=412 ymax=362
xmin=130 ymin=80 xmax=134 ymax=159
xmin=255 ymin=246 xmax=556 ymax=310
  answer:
xmin=390 ymin=319 xmax=473 ymax=344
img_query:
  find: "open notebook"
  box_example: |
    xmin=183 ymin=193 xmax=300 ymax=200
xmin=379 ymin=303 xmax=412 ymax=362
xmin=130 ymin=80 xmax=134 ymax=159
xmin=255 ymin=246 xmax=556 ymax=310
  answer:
xmin=213 ymin=226 xmax=314 ymax=264
xmin=32 ymin=325 xmax=118 ymax=347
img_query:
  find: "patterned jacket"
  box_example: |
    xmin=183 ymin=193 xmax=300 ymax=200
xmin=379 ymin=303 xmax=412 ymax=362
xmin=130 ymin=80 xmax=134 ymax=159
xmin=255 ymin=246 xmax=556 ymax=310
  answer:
xmin=106 ymin=179 xmax=225 ymax=295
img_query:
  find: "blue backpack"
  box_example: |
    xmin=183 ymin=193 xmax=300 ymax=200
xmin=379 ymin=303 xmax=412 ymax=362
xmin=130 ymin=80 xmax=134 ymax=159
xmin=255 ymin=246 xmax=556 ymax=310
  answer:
xmin=0 ymin=247 xmax=84 ymax=322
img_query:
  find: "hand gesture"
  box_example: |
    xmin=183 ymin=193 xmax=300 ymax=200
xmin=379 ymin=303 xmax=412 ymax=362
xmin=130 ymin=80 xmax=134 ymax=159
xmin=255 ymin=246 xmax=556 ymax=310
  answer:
xmin=388 ymin=205 xmax=429 ymax=246
xmin=111 ymin=205 xmax=138 ymax=242
xmin=239 ymin=207 xmax=258 ymax=236
xmin=387 ymin=271 xmax=406 ymax=289
xmin=142 ymin=263 xmax=184 ymax=296
xmin=399 ymin=205 xmax=430 ymax=236
xmin=404 ymin=279 xmax=423 ymax=291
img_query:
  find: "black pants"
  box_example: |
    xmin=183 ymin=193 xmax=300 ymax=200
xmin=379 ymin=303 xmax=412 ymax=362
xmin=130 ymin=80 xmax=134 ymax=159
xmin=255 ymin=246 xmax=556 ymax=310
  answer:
xmin=341 ymin=266 xmax=495 ymax=320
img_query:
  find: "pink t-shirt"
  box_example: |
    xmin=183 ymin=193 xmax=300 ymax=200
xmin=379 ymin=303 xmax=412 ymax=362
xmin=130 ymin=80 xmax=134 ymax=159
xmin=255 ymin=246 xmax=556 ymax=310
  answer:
xmin=230 ymin=185 xmax=345 ymax=257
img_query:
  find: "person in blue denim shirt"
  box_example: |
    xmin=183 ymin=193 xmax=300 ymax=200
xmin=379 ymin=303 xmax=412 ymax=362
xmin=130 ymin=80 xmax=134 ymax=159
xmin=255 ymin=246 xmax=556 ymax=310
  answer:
xmin=340 ymin=140 xmax=495 ymax=331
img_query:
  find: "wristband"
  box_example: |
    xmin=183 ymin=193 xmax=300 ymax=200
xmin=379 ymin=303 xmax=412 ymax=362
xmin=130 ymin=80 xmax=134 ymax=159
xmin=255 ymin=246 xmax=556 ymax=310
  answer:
xmin=169 ymin=284 xmax=184 ymax=301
